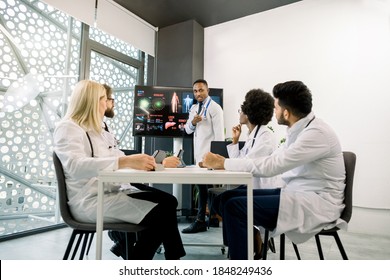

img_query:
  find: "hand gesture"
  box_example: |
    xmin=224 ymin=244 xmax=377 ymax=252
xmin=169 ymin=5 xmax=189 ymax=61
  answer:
xmin=162 ymin=156 xmax=180 ymax=168
xmin=119 ymin=154 xmax=156 ymax=171
xmin=191 ymin=114 xmax=203 ymax=126
xmin=232 ymin=124 xmax=242 ymax=144
xmin=202 ymin=152 xmax=226 ymax=170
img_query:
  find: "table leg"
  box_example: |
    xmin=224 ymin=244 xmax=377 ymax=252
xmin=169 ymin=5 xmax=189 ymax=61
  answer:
xmin=247 ymin=181 xmax=254 ymax=260
xmin=96 ymin=180 xmax=104 ymax=259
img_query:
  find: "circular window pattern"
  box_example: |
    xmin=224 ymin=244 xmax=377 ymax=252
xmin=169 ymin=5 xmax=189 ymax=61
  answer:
xmin=0 ymin=0 xmax=144 ymax=236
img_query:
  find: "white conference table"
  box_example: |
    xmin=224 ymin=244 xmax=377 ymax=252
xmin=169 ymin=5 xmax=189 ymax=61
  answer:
xmin=96 ymin=166 xmax=254 ymax=260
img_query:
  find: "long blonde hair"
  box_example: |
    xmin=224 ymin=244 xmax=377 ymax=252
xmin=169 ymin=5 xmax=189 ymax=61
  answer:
xmin=64 ymin=80 xmax=105 ymax=133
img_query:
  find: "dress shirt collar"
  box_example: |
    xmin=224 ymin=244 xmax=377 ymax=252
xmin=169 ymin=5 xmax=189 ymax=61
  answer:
xmin=287 ymin=112 xmax=315 ymax=134
xmin=285 ymin=112 xmax=315 ymax=146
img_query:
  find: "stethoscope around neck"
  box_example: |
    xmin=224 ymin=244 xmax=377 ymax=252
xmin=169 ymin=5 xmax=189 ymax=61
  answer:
xmin=242 ymin=125 xmax=261 ymax=156
xmin=197 ymin=98 xmax=212 ymax=118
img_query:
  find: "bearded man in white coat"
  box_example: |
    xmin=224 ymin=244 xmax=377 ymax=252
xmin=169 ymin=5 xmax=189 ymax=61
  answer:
xmin=203 ymin=80 xmax=346 ymax=260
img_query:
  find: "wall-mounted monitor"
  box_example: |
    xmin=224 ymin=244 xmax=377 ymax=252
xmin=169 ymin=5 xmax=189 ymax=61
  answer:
xmin=133 ymin=85 xmax=223 ymax=138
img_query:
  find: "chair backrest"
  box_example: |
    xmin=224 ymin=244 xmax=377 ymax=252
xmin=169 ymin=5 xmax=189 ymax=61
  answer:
xmin=210 ymin=141 xmax=245 ymax=158
xmin=53 ymin=151 xmax=147 ymax=232
xmin=53 ymin=151 xmax=89 ymax=230
xmin=340 ymin=151 xmax=357 ymax=223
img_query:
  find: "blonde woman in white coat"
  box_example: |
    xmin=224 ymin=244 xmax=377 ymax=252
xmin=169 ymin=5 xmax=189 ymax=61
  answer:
xmin=54 ymin=80 xmax=185 ymax=260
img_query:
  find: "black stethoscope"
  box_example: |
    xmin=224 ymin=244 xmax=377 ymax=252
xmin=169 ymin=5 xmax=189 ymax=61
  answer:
xmin=243 ymin=125 xmax=261 ymax=156
xmin=251 ymin=125 xmax=261 ymax=148
xmin=305 ymin=116 xmax=316 ymax=128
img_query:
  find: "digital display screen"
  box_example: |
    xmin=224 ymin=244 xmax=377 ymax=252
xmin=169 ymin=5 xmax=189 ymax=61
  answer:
xmin=133 ymin=85 xmax=223 ymax=138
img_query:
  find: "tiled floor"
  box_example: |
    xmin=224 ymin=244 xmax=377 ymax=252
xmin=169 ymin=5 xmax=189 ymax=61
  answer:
xmin=0 ymin=221 xmax=389 ymax=260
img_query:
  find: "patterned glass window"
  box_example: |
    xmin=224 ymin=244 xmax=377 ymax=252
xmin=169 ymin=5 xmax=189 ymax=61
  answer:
xmin=0 ymin=0 xmax=145 ymax=237
xmin=89 ymin=50 xmax=138 ymax=150
xmin=89 ymin=27 xmax=140 ymax=60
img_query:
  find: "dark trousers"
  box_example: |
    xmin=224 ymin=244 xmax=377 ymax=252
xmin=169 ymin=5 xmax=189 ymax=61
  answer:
xmin=196 ymin=184 xmax=212 ymax=221
xmin=213 ymin=186 xmax=281 ymax=260
xmin=113 ymin=184 xmax=186 ymax=260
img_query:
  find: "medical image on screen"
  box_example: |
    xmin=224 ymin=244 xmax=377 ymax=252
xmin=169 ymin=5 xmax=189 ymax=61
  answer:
xmin=133 ymin=85 xmax=223 ymax=138
xmin=152 ymin=98 xmax=165 ymax=111
xmin=171 ymin=92 xmax=180 ymax=113
xmin=182 ymin=94 xmax=194 ymax=113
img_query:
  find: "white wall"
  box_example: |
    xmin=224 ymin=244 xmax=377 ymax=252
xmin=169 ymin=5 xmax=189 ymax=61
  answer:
xmin=204 ymin=0 xmax=390 ymax=236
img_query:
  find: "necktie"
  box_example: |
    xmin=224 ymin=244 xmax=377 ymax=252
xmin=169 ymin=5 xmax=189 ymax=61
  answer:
xmin=197 ymin=101 xmax=203 ymax=115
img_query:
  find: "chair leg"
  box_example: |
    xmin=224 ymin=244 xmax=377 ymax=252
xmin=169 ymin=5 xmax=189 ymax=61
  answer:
xmin=124 ymin=232 xmax=137 ymax=260
xmin=315 ymin=234 xmax=325 ymax=260
xmin=292 ymin=243 xmax=301 ymax=260
xmin=280 ymin=233 xmax=285 ymax=260
xmin=63 ymin=230 xmax=97 ymax=260
xmin=333 ymin=232 xmax=348 ymax=260
xmin=262 ymin=229 xmax=269 ymax=260
xmin=268 ymin=237 xmax=276 ymax=253
xmin=78 ymin=232 xmax=90 ymax=260
xmin=63 ymin=230 xmax=77 ymax=260
xmin=71 ymin=233 xmax=84 ymax=260
xmin=124 ymin=232 xmax=130 ymax=260
xmin=86 ymin=233 xmax=95 ymax=256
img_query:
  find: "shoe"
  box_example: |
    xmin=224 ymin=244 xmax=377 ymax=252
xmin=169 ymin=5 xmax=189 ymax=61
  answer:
xmin=108 ymin=230 xmax=122 ymax=243
xmin=181 ymin=220 xmax=207 ymax=233
xmin=207 ymin=217 xmax=220 ymax=228
xmin=108 ymin=231 xmax=135 ymax=259
xmin=110 ymin=241 xmax=136 ymax=260
xmin=253 ymin=227 xmax=263 ymax=260
xmin=110 ymin=242 xmax=124 ymax=258
xmin=253 ymin=231 xmax=277 ymax=259
xmin=108 ymin=230 xmax=115 ymax=241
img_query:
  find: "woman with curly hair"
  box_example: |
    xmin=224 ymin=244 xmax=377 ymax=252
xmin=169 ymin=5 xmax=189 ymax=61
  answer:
xmin=227 ymin=89 xmax=278 ymax=189
xmin=211 ymin=89 xmax=280 ymax=258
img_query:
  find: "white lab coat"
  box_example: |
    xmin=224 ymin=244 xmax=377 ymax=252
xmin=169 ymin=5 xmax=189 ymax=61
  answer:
xmin=53 ymin=119 xmax=157 ymax=224
xmin=184 ymin=96 xmax=224 ymax=163
xmin=224 ymin=112 xmax=347 ymax=244
xmin=226 ymin=125 xmax=281 ymax=189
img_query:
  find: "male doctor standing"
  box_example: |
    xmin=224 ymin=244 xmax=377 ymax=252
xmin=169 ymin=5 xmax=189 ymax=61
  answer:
xmin=182 ymin=79 xmax=224 ymax=233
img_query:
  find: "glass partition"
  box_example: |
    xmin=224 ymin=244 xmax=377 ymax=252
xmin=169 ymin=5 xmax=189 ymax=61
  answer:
xmin=0 ymin=0 xmax=146 ymax=238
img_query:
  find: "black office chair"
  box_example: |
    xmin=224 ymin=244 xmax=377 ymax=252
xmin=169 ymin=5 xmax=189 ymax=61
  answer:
xmin=210 ymin=141 xmax=245 ymax=158
xmin=262 ymin=151 xmax=357 ymax=260
xmin=53 ymin=152 xmax=147 ymax=260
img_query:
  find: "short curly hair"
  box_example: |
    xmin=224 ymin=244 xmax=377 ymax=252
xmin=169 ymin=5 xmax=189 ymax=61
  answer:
xmin=241 ymin=89 xmax=274 ymax=126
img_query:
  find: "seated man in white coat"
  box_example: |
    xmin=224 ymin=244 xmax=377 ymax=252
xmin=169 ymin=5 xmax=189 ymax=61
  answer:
xmin=203 ymin=80 xmax=346 ymax=260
